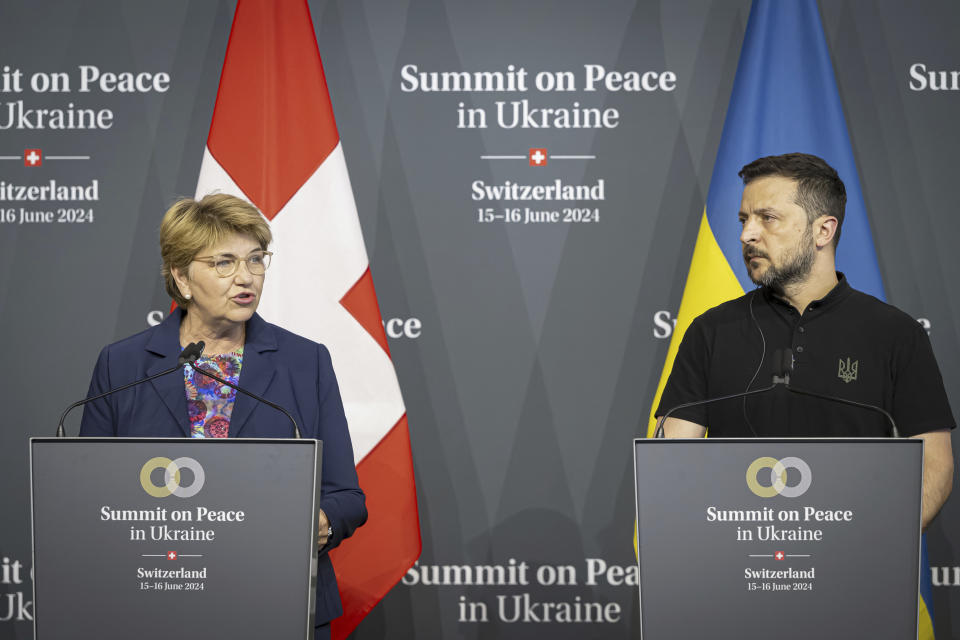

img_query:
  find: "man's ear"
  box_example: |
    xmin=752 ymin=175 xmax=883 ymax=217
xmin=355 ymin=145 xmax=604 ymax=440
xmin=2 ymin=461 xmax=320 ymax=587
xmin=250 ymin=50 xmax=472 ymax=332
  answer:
xmin=815 ymin=215 xmax=838 ymax=249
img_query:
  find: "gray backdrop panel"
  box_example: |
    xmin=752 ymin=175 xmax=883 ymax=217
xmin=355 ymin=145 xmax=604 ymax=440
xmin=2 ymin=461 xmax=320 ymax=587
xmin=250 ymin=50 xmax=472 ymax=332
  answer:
xmin=1 ymin=1 xmax=958 ymax=637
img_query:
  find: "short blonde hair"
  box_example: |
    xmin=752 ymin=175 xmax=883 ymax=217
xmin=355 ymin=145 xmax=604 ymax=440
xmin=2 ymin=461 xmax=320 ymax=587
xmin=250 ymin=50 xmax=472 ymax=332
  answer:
xmin=160 ymin=194 xmax=272 ymax=307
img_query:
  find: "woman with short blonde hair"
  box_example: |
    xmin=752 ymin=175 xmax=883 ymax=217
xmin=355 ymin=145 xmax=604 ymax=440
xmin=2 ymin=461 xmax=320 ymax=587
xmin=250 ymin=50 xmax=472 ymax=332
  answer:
xmin=80 ymin=193 xmax=366 ymax=638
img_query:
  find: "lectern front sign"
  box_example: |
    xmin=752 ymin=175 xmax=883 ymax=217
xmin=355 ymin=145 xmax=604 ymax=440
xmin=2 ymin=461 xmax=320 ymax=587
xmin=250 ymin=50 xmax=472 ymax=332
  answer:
xmin=30 ymin=438 xmax=321 ymax=640
xmin=634 ymin=438 xmax=922 ymax=640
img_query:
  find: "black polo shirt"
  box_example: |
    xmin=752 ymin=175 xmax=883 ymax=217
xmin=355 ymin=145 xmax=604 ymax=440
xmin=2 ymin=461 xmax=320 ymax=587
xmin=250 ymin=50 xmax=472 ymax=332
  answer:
xmin=656 ymin=274 xmax=956 ymax=437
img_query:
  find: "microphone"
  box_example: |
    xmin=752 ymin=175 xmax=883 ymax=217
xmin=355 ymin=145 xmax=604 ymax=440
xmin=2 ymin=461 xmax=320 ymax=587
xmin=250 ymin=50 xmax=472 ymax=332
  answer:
xmin=187 ymin=361 xmax=302 ymax=439
xmin=779 ymin=348 xmax=900 ymax=438
xmin=773 ymin=348 xmax=793 ymax=384
xmin=653 ymin=350 xmax=793 ymax=438
xmin=57 ymin=342 xmax=205 ymax=437
xmin=178 ymin=340 xmax=205 ymax=365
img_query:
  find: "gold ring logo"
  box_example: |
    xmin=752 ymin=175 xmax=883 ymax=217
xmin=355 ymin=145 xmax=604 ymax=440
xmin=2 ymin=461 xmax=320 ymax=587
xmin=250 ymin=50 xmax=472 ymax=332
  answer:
xmin=139 ymin=456 xmax=205 ymax=498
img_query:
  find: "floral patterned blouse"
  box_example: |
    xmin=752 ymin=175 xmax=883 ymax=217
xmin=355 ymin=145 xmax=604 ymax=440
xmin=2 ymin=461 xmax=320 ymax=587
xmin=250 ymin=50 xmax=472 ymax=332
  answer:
xmin=184 ymin=347 xmax=244 ymax=438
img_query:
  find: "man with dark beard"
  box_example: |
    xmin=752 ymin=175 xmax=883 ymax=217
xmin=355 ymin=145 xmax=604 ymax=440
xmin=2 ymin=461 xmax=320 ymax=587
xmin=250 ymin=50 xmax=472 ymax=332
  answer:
xmin=656 ymin=153 xmax=954 ymax=529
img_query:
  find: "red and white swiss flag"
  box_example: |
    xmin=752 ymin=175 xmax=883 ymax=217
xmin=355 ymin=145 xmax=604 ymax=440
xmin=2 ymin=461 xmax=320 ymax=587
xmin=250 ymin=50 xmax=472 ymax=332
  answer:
xmin=194 ymin=1 xmax=420 ymax=636
xmin=23 ymin=149 xmax=42 ymax=167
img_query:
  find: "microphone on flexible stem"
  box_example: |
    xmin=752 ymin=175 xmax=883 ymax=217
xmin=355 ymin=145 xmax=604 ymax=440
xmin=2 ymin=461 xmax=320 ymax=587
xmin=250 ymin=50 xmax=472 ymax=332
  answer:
xmin=778 ymin=348 xmax=900 ymax=438
xmin=187 ymin=361 xmax=302 ymax=439
xmin=56 ymin=341 xmax=206 ymax=437
xmin=653 ymin=349 xmax=794 ymax=439
xmin=178 ymin=341 xmax=205 ymax=366
xmin=773 ymin=348 xmax=793 ymax=385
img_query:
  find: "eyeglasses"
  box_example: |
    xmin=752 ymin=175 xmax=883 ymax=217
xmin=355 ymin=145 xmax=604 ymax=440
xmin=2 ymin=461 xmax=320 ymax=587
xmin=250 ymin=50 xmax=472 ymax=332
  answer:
xmin=193 ymin=251 xmax=273 ymax=277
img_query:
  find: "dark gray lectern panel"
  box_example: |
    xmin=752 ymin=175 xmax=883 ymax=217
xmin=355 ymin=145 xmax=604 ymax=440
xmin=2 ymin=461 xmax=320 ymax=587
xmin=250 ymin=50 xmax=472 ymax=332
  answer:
xmin=31 ymin=438 xmax=321 ymax=640
xmin=634 ymin=439 xmax=922 ymax=640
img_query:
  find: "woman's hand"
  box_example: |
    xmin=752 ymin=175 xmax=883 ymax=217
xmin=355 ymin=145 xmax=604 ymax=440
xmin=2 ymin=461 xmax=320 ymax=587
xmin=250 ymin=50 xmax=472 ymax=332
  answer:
xmin=317 ymin=508 xmax=330 ymax=548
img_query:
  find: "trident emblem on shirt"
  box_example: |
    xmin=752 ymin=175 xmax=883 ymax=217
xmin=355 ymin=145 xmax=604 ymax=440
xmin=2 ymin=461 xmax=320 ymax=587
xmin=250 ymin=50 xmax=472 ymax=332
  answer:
xmin=838 ymin=357 xmax=858 ymax=383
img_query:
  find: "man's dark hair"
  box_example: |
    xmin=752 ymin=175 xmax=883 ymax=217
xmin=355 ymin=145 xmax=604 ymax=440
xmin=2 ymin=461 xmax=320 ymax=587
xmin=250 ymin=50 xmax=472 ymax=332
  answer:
xmin=738 ymin=153 xmax=847 ymax=247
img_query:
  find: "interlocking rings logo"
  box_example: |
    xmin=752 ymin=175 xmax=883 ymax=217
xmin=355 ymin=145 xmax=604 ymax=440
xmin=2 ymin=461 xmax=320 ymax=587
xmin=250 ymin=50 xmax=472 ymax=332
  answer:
xmin=139 ymin=457 xmax=205 ymax=498
xmin=746 ymin=457 xmax=811 ymax=498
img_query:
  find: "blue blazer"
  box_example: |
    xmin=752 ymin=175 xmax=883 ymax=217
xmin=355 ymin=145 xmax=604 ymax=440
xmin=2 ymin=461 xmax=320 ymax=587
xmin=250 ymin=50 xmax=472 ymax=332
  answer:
xmin=79 ymin=309 xmax=367 ymax=625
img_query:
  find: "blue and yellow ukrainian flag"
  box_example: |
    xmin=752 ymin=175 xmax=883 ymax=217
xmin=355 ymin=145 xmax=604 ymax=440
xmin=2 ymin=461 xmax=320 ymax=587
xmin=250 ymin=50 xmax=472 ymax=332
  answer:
xmin=643 ymin=0 xmax=935 ymax=635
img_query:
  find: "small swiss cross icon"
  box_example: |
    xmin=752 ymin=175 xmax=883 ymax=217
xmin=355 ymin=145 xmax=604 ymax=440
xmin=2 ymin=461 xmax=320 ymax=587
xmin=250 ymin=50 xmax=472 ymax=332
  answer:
xmin=528 ymin=148 xmax=547 ymax=166
xmin=23 ymin=149 xmax=42 ymax=167
xmin=774 ymin=551 xmax=785 ymax=561
xmin=167 ymin=551 xmax=178 ymax=561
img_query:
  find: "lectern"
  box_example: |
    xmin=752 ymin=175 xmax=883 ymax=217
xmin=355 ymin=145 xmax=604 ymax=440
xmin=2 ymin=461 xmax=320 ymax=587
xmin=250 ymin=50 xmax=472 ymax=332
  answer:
xmin=30 ymin=437 xmax=322 ymax=640
xmin=634 ymin=438 xmax=922 ymax=639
